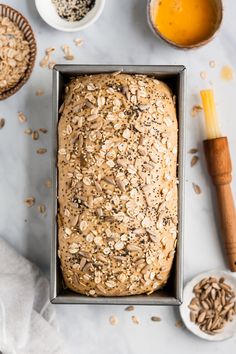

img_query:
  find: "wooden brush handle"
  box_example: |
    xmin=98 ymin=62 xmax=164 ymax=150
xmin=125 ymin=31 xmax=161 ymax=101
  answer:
xmin=204 ymin=137 xmax=236 ymax=272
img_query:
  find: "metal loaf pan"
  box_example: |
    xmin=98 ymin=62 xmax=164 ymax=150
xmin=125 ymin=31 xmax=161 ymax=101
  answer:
xmin=51 ymin=65 xmax=186 ymax=305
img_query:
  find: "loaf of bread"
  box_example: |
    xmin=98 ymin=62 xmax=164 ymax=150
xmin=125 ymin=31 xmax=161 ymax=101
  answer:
xmin=58 ymin=73 xmax=178 ymax=297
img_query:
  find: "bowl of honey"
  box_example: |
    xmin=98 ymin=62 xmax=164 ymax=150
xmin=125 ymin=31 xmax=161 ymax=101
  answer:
xmin=147 ymin=0 xmax=223 ymax=49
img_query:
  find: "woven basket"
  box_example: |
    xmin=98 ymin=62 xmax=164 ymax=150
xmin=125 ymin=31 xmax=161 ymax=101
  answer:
xmin=0 ymin=4 xmax=37 ymax=100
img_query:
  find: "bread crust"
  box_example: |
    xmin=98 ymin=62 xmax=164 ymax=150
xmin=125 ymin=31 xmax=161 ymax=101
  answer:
xmin=58 ymin=73 xmax=178 ymax=297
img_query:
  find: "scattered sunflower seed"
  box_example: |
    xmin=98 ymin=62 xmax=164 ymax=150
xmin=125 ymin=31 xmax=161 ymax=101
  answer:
xmin=32 ymin=130 xmax=39 ymax=140
xmin=151 ymin=316 xmax=162 ymax=322
xmin=191 ymin=156 xmax=199 ymax=167
xmin=38 ymin=204 xmax=46 ymax=214
xmin=39 ymin=128 xmax=48 ymax=134
xmin=188 ymin=148 xmax=198 ymax=154
xmin=131 ymin=315 xmax=140 ymax=325
xmin=192 ymin=183 xmax=202 ymax=195
xmin=191 ymin=105 xmax=203 ymax=117
xmin=109 ymin=315 xmax=118 ymax=326
xmin=125 ymin=305 xmax=135 ymax=312
xmin=175 ymin=320 xmax=184 ymax=328
xmin=36 ymin=148 xmax=47 ymax=154
xmin=24 ymin=197 xmax=35 ymax=207
xmin=18 ymin=112 xmax=27 ymax=123
xmin=0 ymin=118 xmax=5 ymax=129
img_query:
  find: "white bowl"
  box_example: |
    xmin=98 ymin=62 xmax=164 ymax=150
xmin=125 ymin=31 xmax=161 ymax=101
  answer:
xmin=180 ymin=270 xmax=236 ymax=341
xmin=35 ymin=0 xmax=105 ymax=32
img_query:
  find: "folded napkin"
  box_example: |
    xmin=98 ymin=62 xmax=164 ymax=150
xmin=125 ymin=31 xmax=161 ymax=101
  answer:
xmin=0 ymin=238 xmax=66 ymax=354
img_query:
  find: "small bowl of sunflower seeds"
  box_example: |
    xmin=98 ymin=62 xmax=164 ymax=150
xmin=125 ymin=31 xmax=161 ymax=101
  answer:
xmin=35 ymin=0 xmax=106 ymax=32
xmin=180 ymin=270 xmax=236 ymax=341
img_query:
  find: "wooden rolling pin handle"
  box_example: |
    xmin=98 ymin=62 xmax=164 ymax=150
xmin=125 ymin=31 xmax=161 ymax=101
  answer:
xmin=204 ymin=137 xmax=236 ymax=272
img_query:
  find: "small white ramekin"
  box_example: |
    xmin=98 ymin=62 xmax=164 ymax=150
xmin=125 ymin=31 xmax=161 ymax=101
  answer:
xmin=180 ymin=270 xmax=236 ymax=341
xmin=35 ymin=0 xmax=105 ymax=32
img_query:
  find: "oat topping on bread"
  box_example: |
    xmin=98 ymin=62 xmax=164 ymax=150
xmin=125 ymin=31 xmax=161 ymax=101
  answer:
xmin=58 ymin=73 xmax=178 ymax=297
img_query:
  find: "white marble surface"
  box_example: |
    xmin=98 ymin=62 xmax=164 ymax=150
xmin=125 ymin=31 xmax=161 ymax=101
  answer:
xmin=0 ymin=0 xmax=236 ymax=353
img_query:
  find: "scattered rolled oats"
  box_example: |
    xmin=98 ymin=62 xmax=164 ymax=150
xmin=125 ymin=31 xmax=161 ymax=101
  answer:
xmin=24 ymin=128 xmax=32 ymax=135
xmin=74 ymin=38 xmax=84 ymax=47
xmin=209 ymin=60 xmax=216 ymax=68
xmin=24 ymin=197 xmax=35 ymax=207
xmin=40 ymin=47 xmax=56 ymax=68
xmin=131 ymin=315 xmax=140 ymax=325
xmin=40 ymin=54 xmax=49 ymax=68
xmin=48 ymin=61 xmax=56 ymax=70
xmin=18 ymin=112 xmax=27 ymax=123
xmin=61 ymin=45 xmax=74 ymax=60
xmin=45 ymin=179 xmax=52 ymax=188
xmin=200 ymin=71 xmax=207 ymax=80
xmin=109 ymin=315 xmax=118 ymax=326
xmin=46 ymin=47 xmax=56 ymax=54
xmin=35 ymin=88 xmax=45 ymax=96
xmin=38 ymin=204 xmax=46 ymax=214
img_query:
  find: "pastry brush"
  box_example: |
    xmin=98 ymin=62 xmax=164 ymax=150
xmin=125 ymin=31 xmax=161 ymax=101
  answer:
xmin=201 ymin=89 xmax=236 ymax=271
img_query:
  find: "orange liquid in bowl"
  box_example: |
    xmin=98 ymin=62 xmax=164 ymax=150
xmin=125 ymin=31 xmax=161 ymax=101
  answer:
xmin=153 ymin=0 xmax=219 ymax=46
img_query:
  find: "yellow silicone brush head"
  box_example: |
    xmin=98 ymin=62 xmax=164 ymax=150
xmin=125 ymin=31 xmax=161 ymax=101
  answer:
xmin=200 ymin=89 xmax=221 ymax=140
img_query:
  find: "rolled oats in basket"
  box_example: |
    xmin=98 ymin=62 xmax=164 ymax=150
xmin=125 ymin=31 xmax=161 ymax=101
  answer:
xmin=0 ymin=16 xmax=30 ymax=94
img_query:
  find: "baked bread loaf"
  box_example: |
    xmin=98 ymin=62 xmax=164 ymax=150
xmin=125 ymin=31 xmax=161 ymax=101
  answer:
xmin=58 ymin=73 xmax=178 ymax=297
